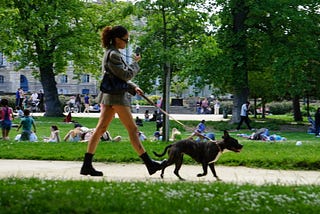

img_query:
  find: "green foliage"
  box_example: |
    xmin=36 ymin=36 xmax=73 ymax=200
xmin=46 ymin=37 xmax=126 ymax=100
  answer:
xmin=170 ymin=81 xmax=188 ymax=98
xmin=147 ymin=95 xmax=161 ymax=104
xmin=268 ymin=101 xmax=293 ymax=115
xmin=301 ymin=102 xmax=319 ymax=116
xmin=0 ymin=96 xmax=16 ymax=109
xmin=1 ymin=0 xmax=133 ymax=75
xmin=220 ymin=101 xmax=233 ymax=114
xmin=214 ymin=0 xmax=320 ymax=117
xmin=134 ymin=0 xmax=219 ymax=94
xmin=1 ymin=0 xmax=135 ymax=116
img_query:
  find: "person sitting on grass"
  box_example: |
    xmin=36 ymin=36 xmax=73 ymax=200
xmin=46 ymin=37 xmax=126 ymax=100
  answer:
xmin=170 ymin=128 xmax=182 ymax=142
xmin=15 ymin=106 xmax=24 ymax=118
xmin=16 ymin=109 xmax=37 ymax=142
xmin=81 ymin=129 xmax=121 ymax=143
xmin=188 ymin=119 xmax=206 ymax=140
xmin=63 ymin=123 xmax=83 ymax=142
xmin=153 ymin=127 xmax=163 ymax=141
xmin=44 ymin=125 xmax=61 ymax=142
xmin=138 ymin=131 xmax=147 ymax=141
xmin=135 ymin=116 xmax=143 ymax=126
xmin=144 ymin=110 xmax=150 ymax=121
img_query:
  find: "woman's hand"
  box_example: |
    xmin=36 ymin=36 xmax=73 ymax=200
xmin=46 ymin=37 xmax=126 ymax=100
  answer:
xmin=134 ymin=54 xmax=141 ymax=62
xmin=135 ymin=87 xmax=144 ymax=96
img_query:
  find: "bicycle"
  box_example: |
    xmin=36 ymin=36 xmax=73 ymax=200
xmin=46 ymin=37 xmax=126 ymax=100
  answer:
xmin=64 ymin=104 xmax=79 ymax=113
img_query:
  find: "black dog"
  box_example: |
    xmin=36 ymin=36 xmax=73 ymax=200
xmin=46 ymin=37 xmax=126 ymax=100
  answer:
xmin=153 ymin=130 xmax=243 ymax=180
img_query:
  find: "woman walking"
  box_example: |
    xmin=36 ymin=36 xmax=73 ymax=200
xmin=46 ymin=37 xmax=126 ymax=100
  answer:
xmin=80 ymin=25 xmax=164 ymax=176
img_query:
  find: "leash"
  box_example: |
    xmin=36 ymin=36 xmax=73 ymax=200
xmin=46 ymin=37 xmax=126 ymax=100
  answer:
xmin=140 ymin=93 xmax=186 ymax=127
xmin=140 ymin=93 xmax=218 ymax=143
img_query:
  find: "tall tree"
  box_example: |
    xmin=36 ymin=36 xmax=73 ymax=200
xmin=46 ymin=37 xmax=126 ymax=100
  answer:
xmin=215 ymin=0 xmax=249 ymax=123
xmin=135 ymin=0 xmax=218 ymax=140
xmin=1 ymin=0 xmax=133 ymax=116
xmin=246 ymin=0 xmax=320 ymax=121
xmin=215 ymin=0 xmax=320 ymax=122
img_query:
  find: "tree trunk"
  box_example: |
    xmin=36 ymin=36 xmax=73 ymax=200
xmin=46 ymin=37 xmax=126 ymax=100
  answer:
xmin=232 ymin=92 xmax=249 ymax=123
xmin=161 ymin=7 xmax=170 ymax=141
xmin=305 ymin=96 xmax=310 ymax=117
xmin=261 ymin=100 xmax=266 ymax=119
xmin=230 ymin=0 xmax=249 ymax=124
xmin=36 ymin=42 xmax=64 ymax=117
xmin=40 ymin=66 xmax=64 ymax=117
xmin=253 ymin=97 xmax=257 ymax=118
xmin=162 ymin=62 xmax=171 ymax=142
xmin=292 ymin=95 xmax=302 ymax=122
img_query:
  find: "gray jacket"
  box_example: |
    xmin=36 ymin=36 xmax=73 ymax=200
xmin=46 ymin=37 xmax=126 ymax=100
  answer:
xmin=97 ymin=47 xmax=140 ymax=106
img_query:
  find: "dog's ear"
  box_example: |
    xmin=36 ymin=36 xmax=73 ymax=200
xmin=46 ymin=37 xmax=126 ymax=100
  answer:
xmin=222 ymin=130 xmax=230 ymax=139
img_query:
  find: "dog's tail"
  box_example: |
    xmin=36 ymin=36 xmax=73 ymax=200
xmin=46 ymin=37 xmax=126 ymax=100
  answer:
xmin=153 ymin=145 xmax=172 ymax=157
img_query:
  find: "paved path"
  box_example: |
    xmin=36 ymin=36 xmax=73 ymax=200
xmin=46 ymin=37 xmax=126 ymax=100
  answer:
xmin=31 ymin=112 xmax=228 ymax=122
xmin=1 ymin=159 xmax=319 ymax=185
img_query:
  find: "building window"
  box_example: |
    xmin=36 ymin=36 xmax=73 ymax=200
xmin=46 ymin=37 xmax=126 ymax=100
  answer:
xmin=20 ymin=75 xmax=29 ymax=92
xmin=82 ymin=89 xmax=89 ymax=95
xmin=81 ymin=74 xmax=90 ymax=83
xmin=0 ymin=75 xmax=4 ymax=83
xmin=58 ymin=88 xmax=68 ymax=94
xmin=60 ymin=75 xmax=68 ymax=83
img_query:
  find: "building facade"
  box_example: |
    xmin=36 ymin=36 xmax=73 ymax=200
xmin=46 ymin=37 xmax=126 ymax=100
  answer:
xmin=0 ymin=54 xmax=98 ymax=95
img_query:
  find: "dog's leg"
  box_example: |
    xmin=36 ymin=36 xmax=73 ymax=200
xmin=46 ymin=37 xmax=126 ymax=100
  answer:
xmin=209 ymin=163 xmax=221 ymax=181
xmin=160 ymin=160 xmax=168 ymax=179
xmin=173 ymin=154 xmax=185 ymax=180
xmin=160 ymin=157 xmax=176 ymax=179
xmin=197 ymin=163 xmax=208 ymax=177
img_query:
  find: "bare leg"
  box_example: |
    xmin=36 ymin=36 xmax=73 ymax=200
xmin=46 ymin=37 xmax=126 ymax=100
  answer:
xmin=4 ymin=129 xmax=9 ymax=139
xmin=115 ymin=105 xmax=164 ymax=175
xmin=114 ymin=105 xmax=145 ymax=155
xmin=81 ymin=104 xmax=114 ymax=176
xmin=87 ymin=105 xmax=115 ymax=154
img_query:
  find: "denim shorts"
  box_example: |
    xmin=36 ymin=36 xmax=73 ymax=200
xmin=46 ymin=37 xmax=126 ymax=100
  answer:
xmin=1 ymin=120 xmax=12 ymax=130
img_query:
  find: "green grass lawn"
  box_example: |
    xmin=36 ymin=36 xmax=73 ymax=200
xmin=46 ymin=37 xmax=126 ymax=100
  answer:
xmin=1 ymin=115 xmax=319 ymax=213
xmin=1 ymin=115 xmax=319 ymax=170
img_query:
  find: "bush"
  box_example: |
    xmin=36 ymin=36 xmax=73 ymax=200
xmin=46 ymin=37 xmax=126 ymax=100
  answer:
xmin=301 ymin=102 xmax=320 ymax=116
xmin=268 ymin=101 xmax=292 ymax=115
xmin=148 ymin=95 xmax=161 ymax=104
xmin=59 ymin=95 xmax=69 ymax=109
xmin=220 ymin=101 xmax=233 ymax=114
xmin=0 ymin=95 xmax=16 ymax=109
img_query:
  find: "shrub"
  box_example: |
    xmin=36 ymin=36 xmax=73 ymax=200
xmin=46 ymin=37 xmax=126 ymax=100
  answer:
xmin=0 ymin=95 xmax=16 ymax=109
xmin=220 ymin=101 xmax=233 ymax=114
xmin=268 ymin=101 xmax=292 ymax=115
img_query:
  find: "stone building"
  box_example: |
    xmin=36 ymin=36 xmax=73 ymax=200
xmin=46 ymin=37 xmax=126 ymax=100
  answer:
xmin=0 ymin=55 xmax=98 ymax=95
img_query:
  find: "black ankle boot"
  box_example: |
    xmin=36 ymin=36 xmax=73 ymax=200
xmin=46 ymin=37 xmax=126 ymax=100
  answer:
xmin=80 ymin=153 xmax=103 ymax=176
xmin=140 ymin=152 xmax=164 ymax=175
